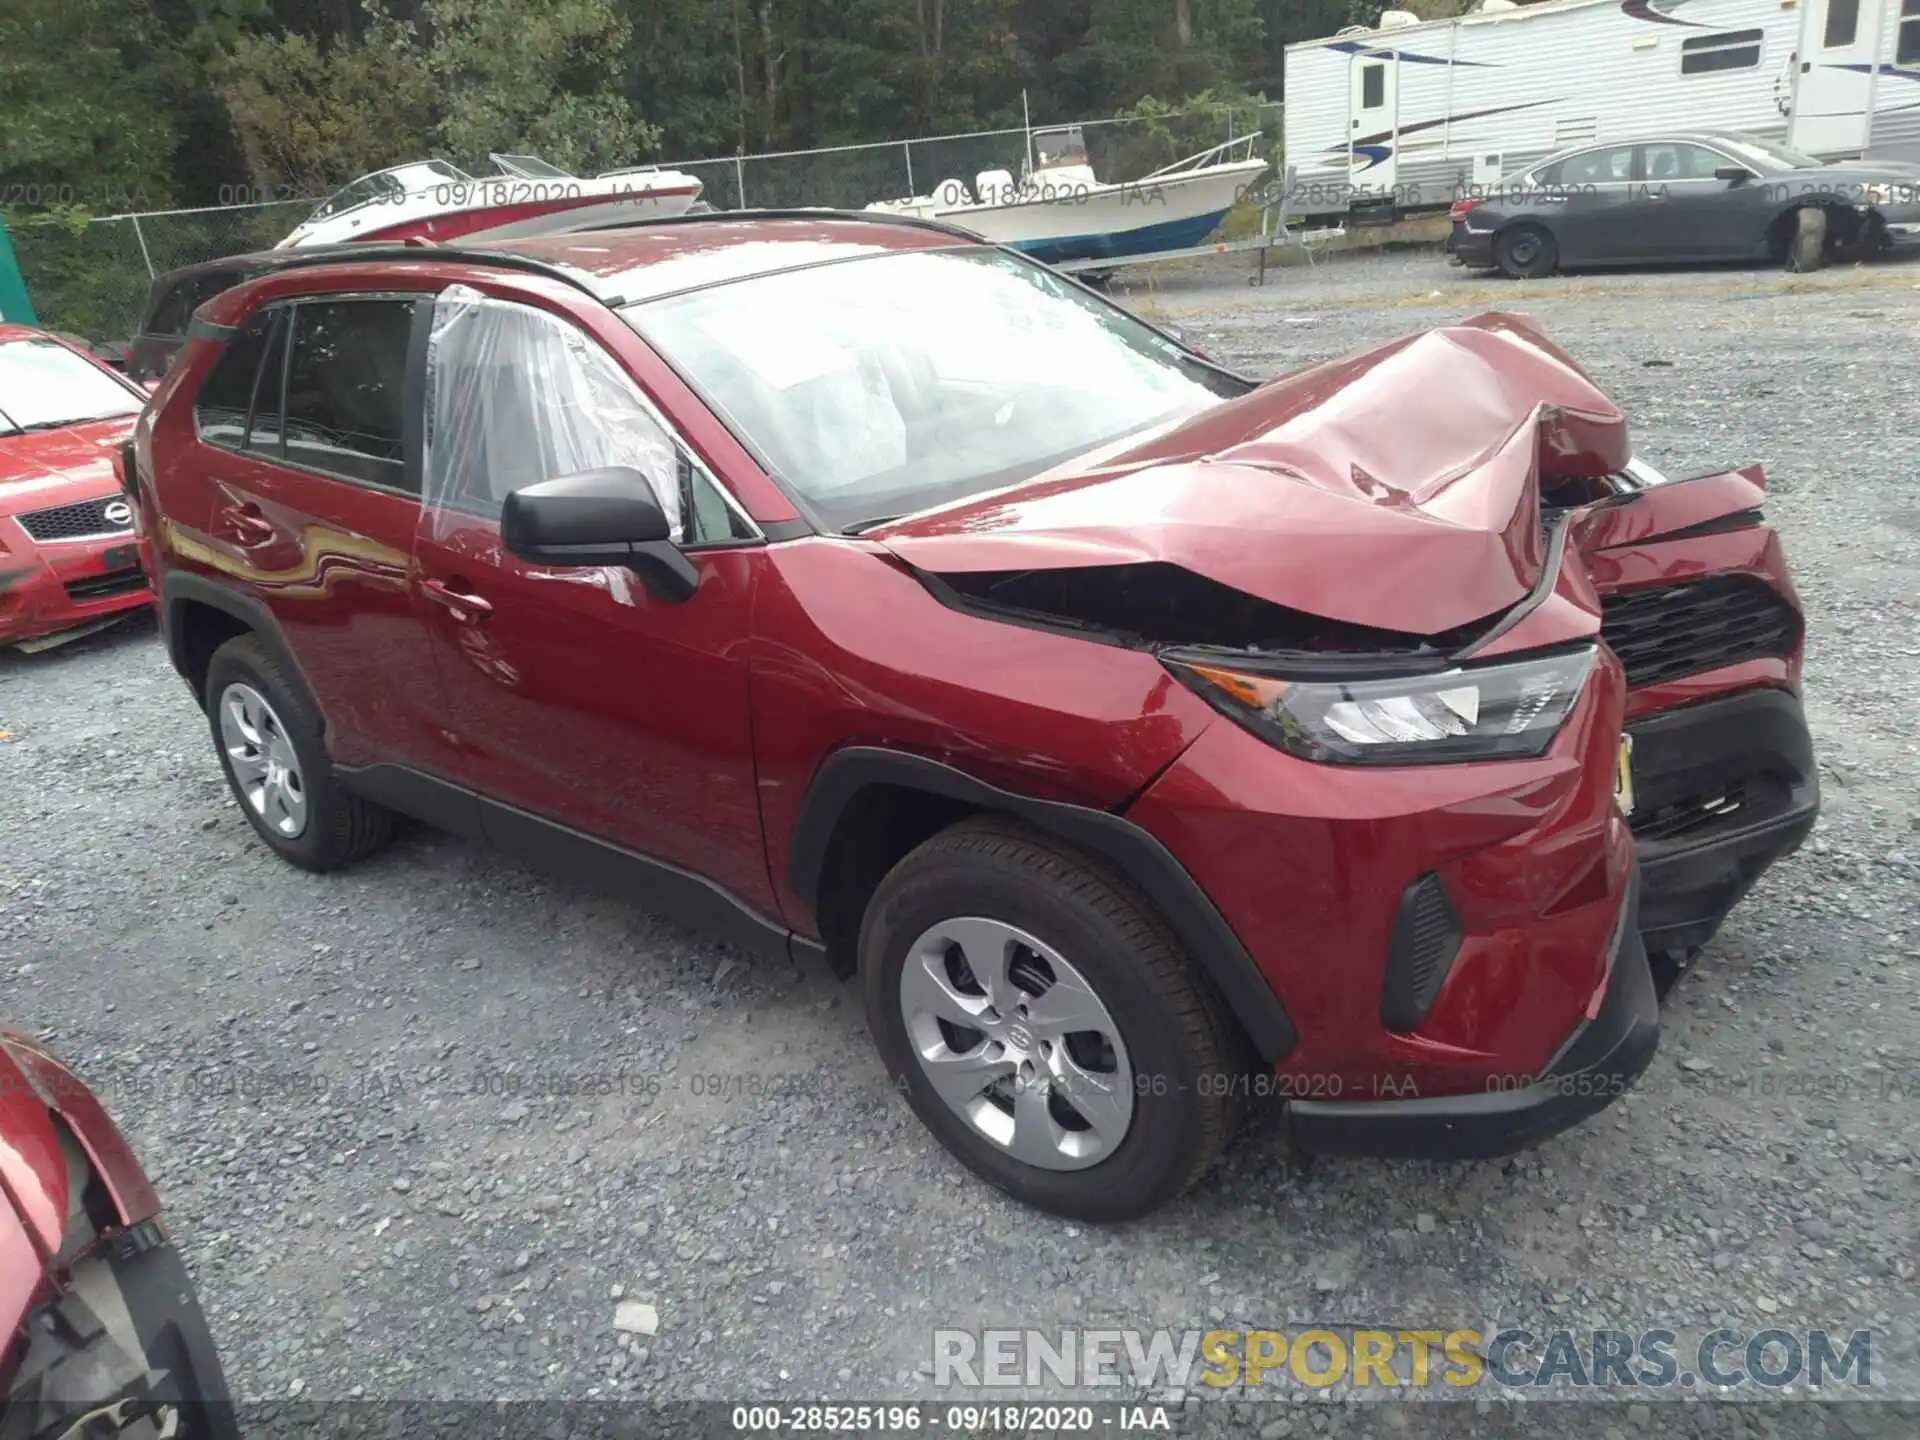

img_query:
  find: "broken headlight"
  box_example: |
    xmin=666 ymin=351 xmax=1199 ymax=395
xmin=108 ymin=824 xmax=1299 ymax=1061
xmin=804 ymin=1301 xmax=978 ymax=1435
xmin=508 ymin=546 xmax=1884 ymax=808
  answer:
xmin=1167 ymin=646 xmax=1597 ymax=764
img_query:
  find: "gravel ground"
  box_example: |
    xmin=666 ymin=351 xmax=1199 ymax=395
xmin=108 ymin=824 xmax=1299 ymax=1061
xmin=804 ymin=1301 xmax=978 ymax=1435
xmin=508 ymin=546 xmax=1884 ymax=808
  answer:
xmin=2 ymin=246 xmax=1917 ymax=1438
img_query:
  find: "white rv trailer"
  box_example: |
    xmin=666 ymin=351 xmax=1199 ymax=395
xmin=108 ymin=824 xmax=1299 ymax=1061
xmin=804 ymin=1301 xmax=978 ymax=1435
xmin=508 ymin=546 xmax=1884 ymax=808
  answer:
xmin=1283 ymin=0 xmax=1920 ymax=219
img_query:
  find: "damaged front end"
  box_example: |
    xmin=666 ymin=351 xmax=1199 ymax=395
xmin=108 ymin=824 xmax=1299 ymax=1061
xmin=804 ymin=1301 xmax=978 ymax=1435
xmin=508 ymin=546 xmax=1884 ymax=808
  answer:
xmin=0 ymin=1029 xmax=237 ymax=1440
xmin=873 ymin=311 xmax=1815 ymax=972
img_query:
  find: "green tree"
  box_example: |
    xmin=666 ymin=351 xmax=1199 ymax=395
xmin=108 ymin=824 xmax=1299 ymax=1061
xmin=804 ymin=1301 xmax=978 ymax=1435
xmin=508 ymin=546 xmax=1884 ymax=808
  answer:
xmin=220 ymin=7 xmax=436 ymax=192
xmin=0 ymin=0 xmax=178 ymax=213
xmin=425 ymin=0 xmax=657 ymax=172
xmin=220 ymin=0 xmax=657 ymax=194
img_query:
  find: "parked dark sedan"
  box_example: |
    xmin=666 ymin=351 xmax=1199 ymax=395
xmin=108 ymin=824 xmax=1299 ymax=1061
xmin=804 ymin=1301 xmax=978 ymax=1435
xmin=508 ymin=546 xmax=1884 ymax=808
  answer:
xmin=125 ymin=250 xmax=286 ymax=385
xmin=1450 ymin=130 xmax=1920 ymax=278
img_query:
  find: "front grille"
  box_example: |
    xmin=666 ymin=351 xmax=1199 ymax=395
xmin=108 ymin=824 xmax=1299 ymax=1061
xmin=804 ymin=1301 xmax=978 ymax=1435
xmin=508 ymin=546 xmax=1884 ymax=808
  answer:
xmin=1600 ymin=575 xmax=1799 ymax=689
xmin=63 ymin=566 xmax=146 ymax=602
xmin=1630 ymin=779 xmax=1749 ymax=843
xmin=1379 ymin=873 xmax=1463 ymax=1033
xmin=16 ymin=496 xmax=133 ymax=543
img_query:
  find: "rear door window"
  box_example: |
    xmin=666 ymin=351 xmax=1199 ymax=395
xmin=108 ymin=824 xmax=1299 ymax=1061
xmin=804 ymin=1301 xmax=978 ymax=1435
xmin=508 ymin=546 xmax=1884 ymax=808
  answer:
xmin=1560 ymin=147 xmax=1636 ymax=185
xmin=246 ymin=309 xmax=290 ymax=454
xmin=280 ymin=299 xmax=415 ymax=491
xmin=194 ymin=310 xmax=278 ymax=448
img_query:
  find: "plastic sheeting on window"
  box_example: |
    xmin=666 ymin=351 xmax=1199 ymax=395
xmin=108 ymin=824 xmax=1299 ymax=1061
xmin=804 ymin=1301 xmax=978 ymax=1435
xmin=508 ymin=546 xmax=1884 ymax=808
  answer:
xmin=423 ymin=284 xmax=681 ymax=540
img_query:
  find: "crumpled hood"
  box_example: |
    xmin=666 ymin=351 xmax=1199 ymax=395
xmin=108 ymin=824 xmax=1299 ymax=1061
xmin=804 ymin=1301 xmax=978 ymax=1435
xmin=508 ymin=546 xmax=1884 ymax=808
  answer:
xmin=0 ymin=415 xmax=137 ymax=518
xmin=871 ymin=312 xmax=1627 ymax=636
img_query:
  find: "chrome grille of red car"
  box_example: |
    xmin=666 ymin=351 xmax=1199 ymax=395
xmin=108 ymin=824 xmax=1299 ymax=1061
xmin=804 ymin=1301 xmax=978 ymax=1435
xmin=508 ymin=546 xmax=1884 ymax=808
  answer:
xmin=15 ymin=496 xmax=134 ymax=543
xmin=1600 ymin=575 xmax=1799 ymax=689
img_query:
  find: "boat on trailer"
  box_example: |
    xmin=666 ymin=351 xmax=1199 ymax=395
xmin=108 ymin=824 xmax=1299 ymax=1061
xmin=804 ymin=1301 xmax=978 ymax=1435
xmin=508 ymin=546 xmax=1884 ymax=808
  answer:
xmin=866 ymin=127 xmax=1271 ymax=264
xmin=275 ymin=154 xmax=704 ymax=249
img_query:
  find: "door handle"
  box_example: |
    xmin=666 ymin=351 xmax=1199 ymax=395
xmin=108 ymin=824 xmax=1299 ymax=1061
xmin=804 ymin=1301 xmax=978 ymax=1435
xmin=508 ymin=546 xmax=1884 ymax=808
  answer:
xmin=421 ymin=576 xmax=493 ymax=621
xmin=222 ymin=503 xmax=275 ymax=544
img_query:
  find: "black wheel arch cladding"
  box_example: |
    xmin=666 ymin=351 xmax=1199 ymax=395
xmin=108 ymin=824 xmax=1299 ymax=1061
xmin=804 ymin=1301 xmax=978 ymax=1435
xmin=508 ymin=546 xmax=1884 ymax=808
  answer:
xmin=789 ymin=746 xmax=1297 ymax=1062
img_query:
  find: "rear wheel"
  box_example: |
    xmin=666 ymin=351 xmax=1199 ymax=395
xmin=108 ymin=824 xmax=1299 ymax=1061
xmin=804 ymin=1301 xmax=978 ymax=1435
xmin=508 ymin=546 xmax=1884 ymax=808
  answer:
xmin=204 ymin=634 xmax=391 ymax=871
xmin=1494 ymin=223 xmax=1557 ymax=280
xmin=860 ymin=817 xmax=1247 ymax=1221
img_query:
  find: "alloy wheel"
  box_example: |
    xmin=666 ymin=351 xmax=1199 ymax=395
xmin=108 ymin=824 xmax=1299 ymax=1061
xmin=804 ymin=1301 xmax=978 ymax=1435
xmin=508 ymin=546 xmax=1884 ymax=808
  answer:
xmin=898 ymin=917 xmax=1135 ymax=1170
xmin=218 ymin=681 xmax=308 ymax=839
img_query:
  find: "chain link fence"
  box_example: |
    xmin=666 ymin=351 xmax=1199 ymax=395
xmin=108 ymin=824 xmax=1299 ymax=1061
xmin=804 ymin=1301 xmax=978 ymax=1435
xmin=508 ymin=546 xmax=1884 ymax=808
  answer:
xmin=10 ymin=102 xmax=1281 ymax=342
xmin=703 ymin=102 xmax=1281 ymax=213
xmin=6 ymin=199 xmax=315 ymax=343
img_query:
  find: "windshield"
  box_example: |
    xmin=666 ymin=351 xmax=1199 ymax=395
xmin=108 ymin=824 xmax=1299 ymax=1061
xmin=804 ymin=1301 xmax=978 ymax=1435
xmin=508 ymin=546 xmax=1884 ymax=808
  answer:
xmin=491 ymin=154 xmax=574 ymax=179
xmin=624 ymin=248 xmax=1244 ymax=530
xmin=0 ymin=339 xmax=144 ymax=433
xmin=307 ymin=162 xmax=472 ymax=221
xmin=310 ymin=172 xmax=403 ymax=221
xmin=1716 ymin=134 xmax=1822 ymax=171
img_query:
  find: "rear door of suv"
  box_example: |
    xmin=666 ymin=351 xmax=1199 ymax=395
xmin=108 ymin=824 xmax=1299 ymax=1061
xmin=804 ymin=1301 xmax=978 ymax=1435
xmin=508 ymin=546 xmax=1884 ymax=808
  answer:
xmin=178 ymin=287 xmax=456 ymax=774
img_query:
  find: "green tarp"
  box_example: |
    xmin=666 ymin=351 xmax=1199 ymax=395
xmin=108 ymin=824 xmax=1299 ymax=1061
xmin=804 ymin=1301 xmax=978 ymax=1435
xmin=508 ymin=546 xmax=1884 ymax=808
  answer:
xmin=0 ymin=217 xmax=38 ymax=324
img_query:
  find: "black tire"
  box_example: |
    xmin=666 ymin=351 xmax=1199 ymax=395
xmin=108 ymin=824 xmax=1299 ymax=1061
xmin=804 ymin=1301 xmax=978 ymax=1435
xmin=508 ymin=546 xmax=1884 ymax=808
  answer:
xmin=860 ymin=816 xmax=1248 ymax=1222
xmin=1789 ymin=206 xmax=1827 ymax=273
xmin=1494 ymin=223 xmax=1557 ymax=280
xmin=203 ymin=633 xmax=391 ymax=871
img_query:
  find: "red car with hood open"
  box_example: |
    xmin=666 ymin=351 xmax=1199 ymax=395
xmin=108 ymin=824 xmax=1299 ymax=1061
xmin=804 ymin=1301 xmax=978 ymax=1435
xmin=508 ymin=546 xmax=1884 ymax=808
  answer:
xmin=128 ymin=215 xmax=1816 ymax=1220
xmin=0 ymin=1024 xmax=236 ymax=1437
xmin=0 ymin=325 xmax=154 ymax=652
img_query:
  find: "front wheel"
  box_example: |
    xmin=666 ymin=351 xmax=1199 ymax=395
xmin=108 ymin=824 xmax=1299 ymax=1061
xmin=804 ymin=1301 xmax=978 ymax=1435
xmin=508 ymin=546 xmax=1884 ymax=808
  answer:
xmin=1494 ymin=223 xmax=1557 ymax=280
xmin=860 ymin=817 xmax=1248 ymax=1221
xmin=1789 ymin=206 xmax=1827 ymax=273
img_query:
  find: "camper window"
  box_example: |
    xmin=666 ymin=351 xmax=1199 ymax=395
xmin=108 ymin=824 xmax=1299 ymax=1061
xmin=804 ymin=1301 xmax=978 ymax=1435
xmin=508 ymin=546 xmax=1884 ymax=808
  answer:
xmin=1680 ymin=29 xmax=1763 ymax=74
xmin=1900 ymin=0 xmax=1919 ymax=65
xmin=1361 ymin=63 xmax=1386 ymax=109
xmin=1822 ymin=0 xmax=1859 ymax=47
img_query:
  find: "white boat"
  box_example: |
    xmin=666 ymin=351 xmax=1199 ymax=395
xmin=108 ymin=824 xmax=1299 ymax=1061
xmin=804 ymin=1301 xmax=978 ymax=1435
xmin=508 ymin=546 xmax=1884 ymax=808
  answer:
xmin=275 ymin=154 xmax=705 ymax=249
xmin=867 ymin=127 xmax=1271 ymax=263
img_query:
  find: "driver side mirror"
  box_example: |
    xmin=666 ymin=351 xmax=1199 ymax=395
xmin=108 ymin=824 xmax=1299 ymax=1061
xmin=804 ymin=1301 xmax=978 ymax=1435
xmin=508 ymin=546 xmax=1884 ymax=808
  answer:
xmin=1714 ymin=166 xmax=1756 ymax=185
xmin=501 ymin=466 xmax=700 ymax=602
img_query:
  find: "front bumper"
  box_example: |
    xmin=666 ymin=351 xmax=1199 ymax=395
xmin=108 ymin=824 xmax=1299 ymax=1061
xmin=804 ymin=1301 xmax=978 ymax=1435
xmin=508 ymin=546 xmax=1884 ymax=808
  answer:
xmin=1627 ymin=687 xmax=1818 ymax=953
xmin=1880 ymin=214 xmax=1920 ymax=249
xmin=0 ymin=515 xmax=151 ymax=647
xmin=1287 ymin=864 xmax=1658 ymax=1159
xmin=1128 ymin=651 xmax=1636 ymax=1095
xmin=3 ymin=1223 xmax=238 ymax=1440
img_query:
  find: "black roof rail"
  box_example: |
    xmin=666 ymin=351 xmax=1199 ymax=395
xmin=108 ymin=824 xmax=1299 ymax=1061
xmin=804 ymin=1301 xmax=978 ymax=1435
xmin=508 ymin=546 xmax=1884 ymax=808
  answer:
xmin=563 ymin=205 xmax=990 ymax=246
xmin=179 ymin=210 xmax=986 ymax=310
xmin=211 ymin=242 xmax=606 ymax=298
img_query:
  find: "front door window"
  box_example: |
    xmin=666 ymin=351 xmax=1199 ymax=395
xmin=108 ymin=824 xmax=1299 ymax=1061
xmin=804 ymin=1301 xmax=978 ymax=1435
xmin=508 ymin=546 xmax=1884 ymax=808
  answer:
xmin=422 ymin=285 xmax=681 ymax=536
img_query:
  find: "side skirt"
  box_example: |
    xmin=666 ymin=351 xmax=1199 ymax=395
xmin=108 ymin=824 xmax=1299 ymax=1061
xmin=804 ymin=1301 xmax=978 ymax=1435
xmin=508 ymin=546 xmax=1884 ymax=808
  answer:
xmin=335 ymin=762 xmax=822 ymax=968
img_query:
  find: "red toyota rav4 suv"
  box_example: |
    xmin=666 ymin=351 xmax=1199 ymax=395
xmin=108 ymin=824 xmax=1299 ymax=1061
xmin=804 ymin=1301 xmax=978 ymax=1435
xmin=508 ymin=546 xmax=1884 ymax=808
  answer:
xmin=129 ymin=216 xmax=1815 ymax=1220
